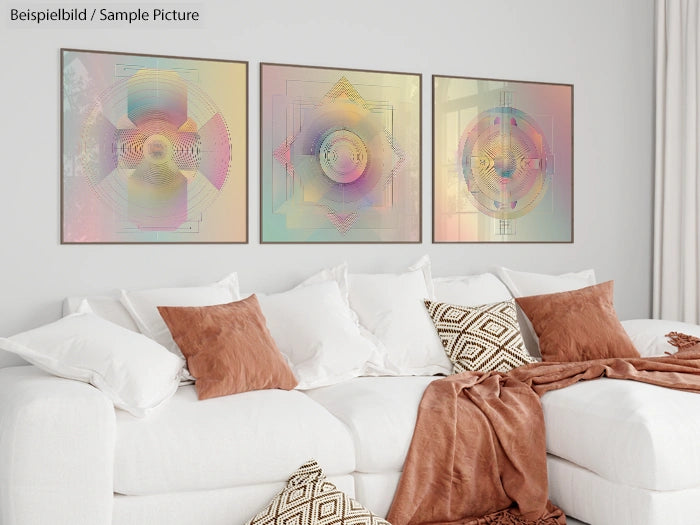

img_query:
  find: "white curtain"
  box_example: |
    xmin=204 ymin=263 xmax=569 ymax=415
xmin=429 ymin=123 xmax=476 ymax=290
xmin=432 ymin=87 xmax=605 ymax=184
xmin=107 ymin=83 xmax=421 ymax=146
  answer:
xmin=653 ymin=0 xmax=700 ymax=322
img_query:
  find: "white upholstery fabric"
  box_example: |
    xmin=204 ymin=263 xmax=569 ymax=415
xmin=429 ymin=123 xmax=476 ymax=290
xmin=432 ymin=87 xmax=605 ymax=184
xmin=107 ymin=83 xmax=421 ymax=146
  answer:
xmin=353 ymin=472 xmax=402 ymax=519
xmin=0 ymin=366 xmax=115 ymax=525
xmin=0 ymin=348 xmax=27 ymax=369
xmin=548 ymin=454 xmax=700 ymax=525
xmin=622 ymin=318 xmax=700 ymax=357
xmin=542 ymin=378 xmax=700 ymax=491
xmin=114 ymin=385 xmax=355 ymax=495
xmin=305 ymin=376 xmax=438 ymax=473
xmin=113 ymin=476 xmax=355 ymax=525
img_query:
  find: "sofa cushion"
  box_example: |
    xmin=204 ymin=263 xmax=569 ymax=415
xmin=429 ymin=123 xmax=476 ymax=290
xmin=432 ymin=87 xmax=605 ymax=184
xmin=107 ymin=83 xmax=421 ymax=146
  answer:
xmin=542 ymin=377 xmax=700 ymax=491
xmin=305 ymin=376 xmax=439 ymax=473
xmin=113 ymin=475 xmax=356 ymax=525
xmin=256 ymin=279 xmax=378 ymax=389
xmin=432 ymin=273 xmax=512 ymax=306
xmin=114 ymin=385 xmax=355 ymax=495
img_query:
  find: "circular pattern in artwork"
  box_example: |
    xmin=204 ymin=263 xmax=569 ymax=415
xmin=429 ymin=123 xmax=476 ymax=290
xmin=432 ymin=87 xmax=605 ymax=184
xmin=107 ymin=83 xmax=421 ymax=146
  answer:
xmin=319 ymin=129 xmax=368 ymax=184
xmin=80 ymin=68 xmax=232 ymax=230
xmin=457 ymin=106 xmax=552 ymax=220
xmin=290 ymin=100 xmax=392 ymax=205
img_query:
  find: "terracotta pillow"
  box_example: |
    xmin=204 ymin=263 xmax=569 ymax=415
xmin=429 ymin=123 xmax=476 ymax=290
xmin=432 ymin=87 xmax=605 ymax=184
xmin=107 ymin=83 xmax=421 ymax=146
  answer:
xmin=158 ymin=295 xmax=297 ymax=400
xmin=515 ymin=281 xmax=639 ymax=362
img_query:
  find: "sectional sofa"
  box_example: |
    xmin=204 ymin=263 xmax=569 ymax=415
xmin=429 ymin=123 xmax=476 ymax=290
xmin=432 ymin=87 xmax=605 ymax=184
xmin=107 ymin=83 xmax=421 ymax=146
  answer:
xmin=1 ymin=261 xmax=700 ymax=525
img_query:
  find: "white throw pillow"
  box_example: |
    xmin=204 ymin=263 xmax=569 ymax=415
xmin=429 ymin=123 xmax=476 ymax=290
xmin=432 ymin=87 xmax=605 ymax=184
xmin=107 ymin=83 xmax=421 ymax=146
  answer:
xmin=299 ymin=262 xmax=352 ymax=307
xmin=622 ymin=319 xmax=700 ymax=357
xmin=0 ymin=307 xmax=184 ymax=417
xmin=433 ymin=273 xmax=513 ymax=306
xmin=495 ymin=267 xmax=597 ymax=358
xmin=120 ymin=272 xmax=240 ymax=367
xmin=495 ymin=267 xmax=597 ymax=297
xmin=257 ymin=278 xmax=378 ymax=389
xmin=349 ymin=258 xmax=450 ymax=376
xmin=63 ymin=295 xmax=140 ymax=332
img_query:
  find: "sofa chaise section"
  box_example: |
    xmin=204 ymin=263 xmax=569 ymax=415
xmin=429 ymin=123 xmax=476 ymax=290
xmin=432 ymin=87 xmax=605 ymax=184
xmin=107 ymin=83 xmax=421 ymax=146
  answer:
xmin=542 ymin=377 xmax=700 ymax=525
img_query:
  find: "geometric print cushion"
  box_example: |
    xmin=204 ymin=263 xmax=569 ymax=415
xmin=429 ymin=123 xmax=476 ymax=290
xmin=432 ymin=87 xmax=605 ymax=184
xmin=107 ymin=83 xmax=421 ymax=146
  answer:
xmin=246 ymin=460 xmax=390 ymax=525
xmin=424 ymin=299 xmax=535 ymax=373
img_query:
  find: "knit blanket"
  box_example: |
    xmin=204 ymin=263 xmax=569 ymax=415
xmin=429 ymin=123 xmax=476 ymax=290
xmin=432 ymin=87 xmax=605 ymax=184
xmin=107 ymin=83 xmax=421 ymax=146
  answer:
xmin=387 ymin=335 xmax=700 ymax=525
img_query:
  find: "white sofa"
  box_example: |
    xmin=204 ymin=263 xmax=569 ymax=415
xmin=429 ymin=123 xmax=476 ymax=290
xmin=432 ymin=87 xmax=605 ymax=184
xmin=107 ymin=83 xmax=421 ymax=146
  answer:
xmin=2 ymin=268 xmax=700 ymax=525
xmin=5 ymin=356 xmax=700 ymax=525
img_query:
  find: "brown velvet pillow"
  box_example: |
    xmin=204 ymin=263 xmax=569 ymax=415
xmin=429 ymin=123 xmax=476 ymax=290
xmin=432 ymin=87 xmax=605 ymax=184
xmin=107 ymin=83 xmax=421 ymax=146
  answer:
xmin=515 ymin=281 xmax=639 ymax=362
xmin=158 ymin=295 xmax=297 ymax=400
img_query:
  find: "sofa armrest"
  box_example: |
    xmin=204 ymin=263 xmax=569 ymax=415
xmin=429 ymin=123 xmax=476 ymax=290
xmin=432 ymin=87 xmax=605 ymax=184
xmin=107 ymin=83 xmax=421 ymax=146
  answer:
xmin=0 ymin=366 xmax=115 ymax=525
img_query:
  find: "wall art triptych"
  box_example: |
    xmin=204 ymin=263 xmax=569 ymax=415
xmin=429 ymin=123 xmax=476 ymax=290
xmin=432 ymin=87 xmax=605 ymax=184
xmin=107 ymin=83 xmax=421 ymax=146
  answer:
xmin=60 ymin=49 xmax=572 ymax=244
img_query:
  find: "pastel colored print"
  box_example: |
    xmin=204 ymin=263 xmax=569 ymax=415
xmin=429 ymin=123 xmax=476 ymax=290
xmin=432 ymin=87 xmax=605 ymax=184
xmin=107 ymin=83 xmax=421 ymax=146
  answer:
xmin=261 ymin=64 xmax=421 ymax=243
xmin=433 ymin=76 xmax=572 ymax=242
xmin=61 ymin=49 xmax=247 ymax=243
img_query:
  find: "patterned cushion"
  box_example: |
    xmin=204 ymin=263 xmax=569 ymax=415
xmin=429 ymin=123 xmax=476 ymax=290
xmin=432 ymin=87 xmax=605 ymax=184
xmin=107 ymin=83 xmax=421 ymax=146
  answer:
xmin=424 ymin=299 xmax=534 ymax=373
xmin=246 ymin=460 xmax=389 ymax=525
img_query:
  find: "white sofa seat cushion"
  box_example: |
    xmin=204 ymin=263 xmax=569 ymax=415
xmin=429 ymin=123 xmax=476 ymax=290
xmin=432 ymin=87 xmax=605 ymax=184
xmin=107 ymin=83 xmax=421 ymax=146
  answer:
xmin=305 ymin=376 xmax=439 ymax=473
xmin=113 ymin=475 xmax=355 ymax=525
xmin=542 ymin=377 xmax=700 ymax=491
xmin=621 ymin=318 xmax=700 ymax=357
xmin=114 ymin=385 xmax=355 ymax=495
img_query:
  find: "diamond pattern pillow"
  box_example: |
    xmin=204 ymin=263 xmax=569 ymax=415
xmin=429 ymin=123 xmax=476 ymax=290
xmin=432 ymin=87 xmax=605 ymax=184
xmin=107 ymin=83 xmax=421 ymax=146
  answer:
xmin=424 ymin=299 xmax=534 ymax=373
xmin=246 ymin=460 xmax=389 ymax=525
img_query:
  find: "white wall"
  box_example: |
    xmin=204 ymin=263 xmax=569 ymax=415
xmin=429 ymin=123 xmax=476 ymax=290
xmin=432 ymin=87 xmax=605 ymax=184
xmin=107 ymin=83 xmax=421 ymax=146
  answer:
xmin=0 ymin=0 xmax=655 ymax=335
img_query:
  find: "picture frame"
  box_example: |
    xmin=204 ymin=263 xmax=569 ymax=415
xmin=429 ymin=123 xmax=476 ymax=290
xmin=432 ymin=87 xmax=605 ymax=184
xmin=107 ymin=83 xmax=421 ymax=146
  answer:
xmin=433 ymin=74 xmax=573 ymax=243
xmin=61 ymin=48 xmax=248 ymax=243
xmin=260 ymin=62 xmax=421 ymax=243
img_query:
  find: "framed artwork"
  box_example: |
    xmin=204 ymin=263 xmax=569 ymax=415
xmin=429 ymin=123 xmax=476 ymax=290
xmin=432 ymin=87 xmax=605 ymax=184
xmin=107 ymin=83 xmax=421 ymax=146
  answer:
xmin=260 ymin=63 xmax=421 ymax=243
xmin=433 ymin=75 xmax=573 ymax=243
xmin=61 ymin=49 xmax=248 ymax=243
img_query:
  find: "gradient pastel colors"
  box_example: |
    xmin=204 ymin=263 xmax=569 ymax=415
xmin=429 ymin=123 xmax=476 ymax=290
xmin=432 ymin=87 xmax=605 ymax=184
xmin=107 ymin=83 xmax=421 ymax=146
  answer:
xmin=61 ymin=49 xmax=247 ymax=243
xmin=261 ymin=64 xmax=421 ymax=243
xmin=433 ymin=76 xmax=572 ymax=242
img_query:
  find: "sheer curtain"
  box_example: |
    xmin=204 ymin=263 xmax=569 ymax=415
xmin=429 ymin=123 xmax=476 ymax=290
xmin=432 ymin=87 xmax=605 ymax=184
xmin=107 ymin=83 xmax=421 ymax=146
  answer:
xmin=653 ymin=0 xmax=700 ymax=322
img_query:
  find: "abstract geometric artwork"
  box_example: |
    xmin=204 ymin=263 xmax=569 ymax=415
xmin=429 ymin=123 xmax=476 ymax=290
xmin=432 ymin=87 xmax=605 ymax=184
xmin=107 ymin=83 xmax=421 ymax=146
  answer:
xmin=61 ymin=49 xmax=247 ymax=243
xmin=261 ymin=63 xmax=421 ymax=243
xmin=433 ymin=75 xmax=573 ymax=242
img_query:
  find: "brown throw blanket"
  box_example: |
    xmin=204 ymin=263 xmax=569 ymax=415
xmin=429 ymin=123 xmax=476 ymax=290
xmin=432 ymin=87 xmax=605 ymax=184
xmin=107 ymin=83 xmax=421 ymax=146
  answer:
xmin=387 ymin=341 xmax=700 ymax=525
